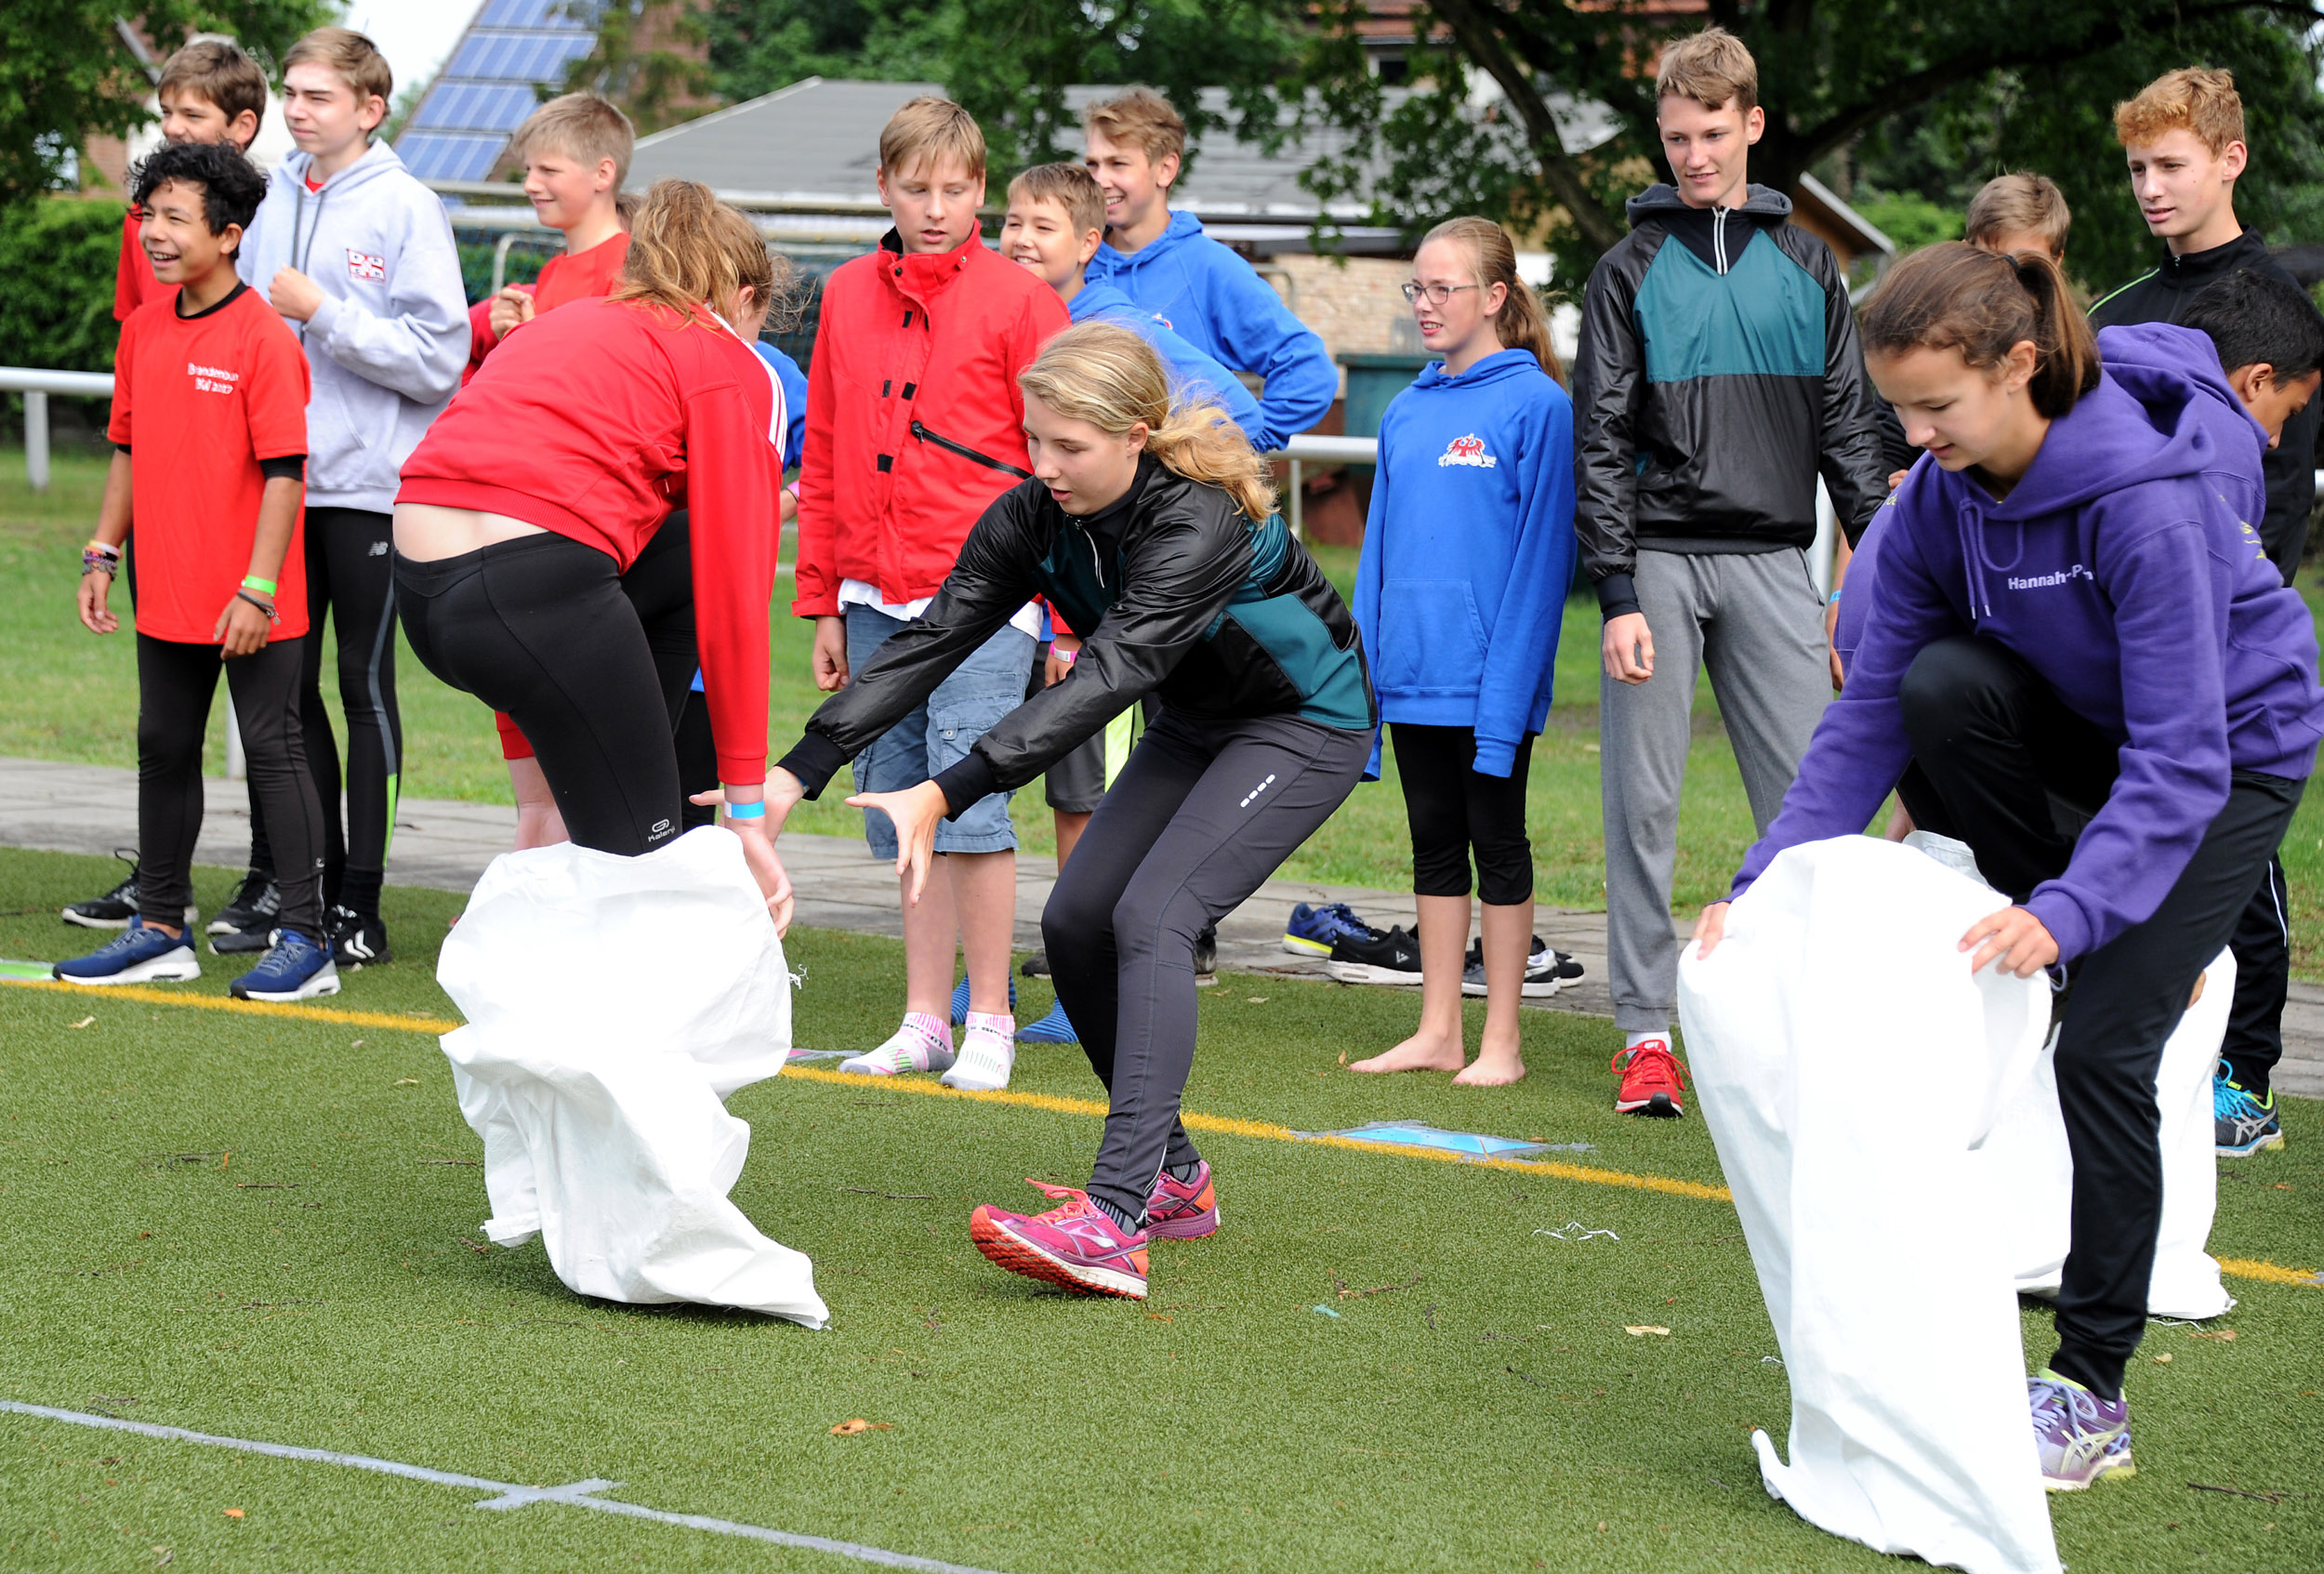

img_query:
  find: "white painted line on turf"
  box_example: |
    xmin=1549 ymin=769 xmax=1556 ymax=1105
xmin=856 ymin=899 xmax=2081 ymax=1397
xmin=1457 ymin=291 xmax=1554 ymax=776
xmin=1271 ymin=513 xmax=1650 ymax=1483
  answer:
xmin=0 ymin=1400 xmax=1007 ymax=1573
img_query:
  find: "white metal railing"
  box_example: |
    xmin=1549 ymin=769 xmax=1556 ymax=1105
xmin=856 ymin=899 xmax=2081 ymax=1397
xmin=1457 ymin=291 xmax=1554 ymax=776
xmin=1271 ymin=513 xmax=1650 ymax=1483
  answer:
xmin=1270 ymin=433 xmax=1378 ymax=539
xmin=3 ymin=367 xmax=115 ymax=491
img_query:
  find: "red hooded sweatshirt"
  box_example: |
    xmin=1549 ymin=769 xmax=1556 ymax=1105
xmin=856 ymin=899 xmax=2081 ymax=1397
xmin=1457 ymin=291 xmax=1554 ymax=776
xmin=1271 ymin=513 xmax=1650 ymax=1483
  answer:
xmin=398 ymin=296 xmax=786 ymax=785
xmin=792 ymin=231 xmax=1068 ymax=617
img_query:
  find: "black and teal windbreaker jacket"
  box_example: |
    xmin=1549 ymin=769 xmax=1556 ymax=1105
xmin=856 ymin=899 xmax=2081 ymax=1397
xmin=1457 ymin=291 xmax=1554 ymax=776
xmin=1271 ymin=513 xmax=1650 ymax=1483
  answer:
xmin=777 ymin=454 xmax=1376 ymax=816
xmin=1572 ymin=183 xmax=1893 ymax=618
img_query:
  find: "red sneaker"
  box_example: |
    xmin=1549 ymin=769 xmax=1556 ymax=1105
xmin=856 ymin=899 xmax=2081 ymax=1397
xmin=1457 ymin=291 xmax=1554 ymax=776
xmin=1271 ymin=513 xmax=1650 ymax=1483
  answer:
xmin=1611 ymin=1038 xmax=1688 ymax=1118
xmin=1144 ymin=1159 xmax=1219 ymax=1239
xmin=970 ymin=1180 xmax=1149 ymax=1299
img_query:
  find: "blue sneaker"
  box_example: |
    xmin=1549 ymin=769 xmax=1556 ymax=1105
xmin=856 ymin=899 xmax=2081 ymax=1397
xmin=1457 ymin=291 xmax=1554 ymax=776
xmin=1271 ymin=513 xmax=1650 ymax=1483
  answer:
xmin=1018 ymin=999 xmax=1078 ymax=1042
xmin=2215 ymin=1060 xmax=2284 ymax=1156
xmin=54 ymin=918 xmax=201 ymax=985
xmin=950 ymin=974 xmax=1018 ymax=1026
xmin=229 ymin=929 xmax=340 ymax=1003
xmin=1283 ymin=901 xmax=1373 ymax=958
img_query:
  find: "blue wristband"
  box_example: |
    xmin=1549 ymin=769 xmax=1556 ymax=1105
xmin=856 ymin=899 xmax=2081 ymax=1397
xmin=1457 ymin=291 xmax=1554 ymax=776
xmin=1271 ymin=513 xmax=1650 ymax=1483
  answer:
xmin=724 ymin=798 xmax=766 ymax=822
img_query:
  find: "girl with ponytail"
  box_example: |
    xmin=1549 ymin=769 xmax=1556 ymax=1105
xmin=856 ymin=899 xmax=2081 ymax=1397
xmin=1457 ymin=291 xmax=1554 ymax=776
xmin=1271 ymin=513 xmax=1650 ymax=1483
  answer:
xmin=393 ymin=179 xmax=796 ymax=922
xmin=758 ymin=321 xmax=1378 ymax=1300
xmin=1696 ymin=241 xmax=2324 ymax=1487
xmin=1344 ymin=215 xmax=1578 ymax=1085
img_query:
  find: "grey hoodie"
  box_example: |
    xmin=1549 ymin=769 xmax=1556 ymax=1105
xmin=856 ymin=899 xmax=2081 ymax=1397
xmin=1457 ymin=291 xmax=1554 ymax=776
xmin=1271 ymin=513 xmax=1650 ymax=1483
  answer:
xmin=239 ymin=139 xmax=469 ymax=514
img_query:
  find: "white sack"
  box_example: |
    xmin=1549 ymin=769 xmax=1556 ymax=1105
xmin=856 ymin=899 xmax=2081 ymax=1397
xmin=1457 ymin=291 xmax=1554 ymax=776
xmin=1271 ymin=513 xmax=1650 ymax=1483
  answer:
xmin=435 ymin=828 xmax=827 ymax=1329
xmin=1678 ymin=836 xmax=2058 ymax=1574
xmin=1982 ymin=947 xmax=2236 ymax=1320
xmin=1904 ymin=830 xmax=2237 ymax=1320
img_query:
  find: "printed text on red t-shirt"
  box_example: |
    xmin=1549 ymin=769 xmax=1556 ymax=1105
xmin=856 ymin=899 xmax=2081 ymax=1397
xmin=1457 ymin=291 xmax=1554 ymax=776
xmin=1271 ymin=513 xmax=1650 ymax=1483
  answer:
xmin=190 ymin=362 xmax=240 ymax=395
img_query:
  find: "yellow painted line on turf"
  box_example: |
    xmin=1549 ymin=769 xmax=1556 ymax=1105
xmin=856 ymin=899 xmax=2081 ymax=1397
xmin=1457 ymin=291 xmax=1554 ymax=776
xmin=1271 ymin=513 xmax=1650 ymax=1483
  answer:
xmin=10 ymin=977 xmax=2317 ymax=1288
xmin=2 ymin=976 xmax=459 ymax=1036
xmin=781 ymin=1064 xmax=1734 ymax=1201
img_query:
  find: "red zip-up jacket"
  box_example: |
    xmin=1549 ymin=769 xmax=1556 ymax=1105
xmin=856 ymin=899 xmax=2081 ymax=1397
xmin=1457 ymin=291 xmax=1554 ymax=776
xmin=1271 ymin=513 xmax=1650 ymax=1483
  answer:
xmin=398 ymin=296 xmax=786 ymax=785
xmin=792 ymin=231 xmax=1069 ymax=618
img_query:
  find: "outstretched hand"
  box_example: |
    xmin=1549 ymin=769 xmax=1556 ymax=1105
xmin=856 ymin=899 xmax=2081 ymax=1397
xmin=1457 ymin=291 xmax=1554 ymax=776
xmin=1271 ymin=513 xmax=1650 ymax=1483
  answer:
xmin=846 ymin=780 xmax=947 ymax=906
xmin=1961 ymin=905 xmax=2058 ymax=978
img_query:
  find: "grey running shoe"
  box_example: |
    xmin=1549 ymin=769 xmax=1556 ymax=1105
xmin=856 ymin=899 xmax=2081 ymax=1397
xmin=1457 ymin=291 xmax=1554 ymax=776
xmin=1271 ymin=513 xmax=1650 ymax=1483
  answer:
xmin=1460 ymin=935 xmax=1583 ymax=998
xmin=2213 ymin=1061 xmax=2285 ymax=1157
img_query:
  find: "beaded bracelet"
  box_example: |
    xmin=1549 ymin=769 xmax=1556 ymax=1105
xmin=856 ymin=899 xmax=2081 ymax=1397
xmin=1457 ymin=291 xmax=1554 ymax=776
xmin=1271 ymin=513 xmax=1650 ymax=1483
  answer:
xmin=81 ymin=543 xmax=121 ymax=576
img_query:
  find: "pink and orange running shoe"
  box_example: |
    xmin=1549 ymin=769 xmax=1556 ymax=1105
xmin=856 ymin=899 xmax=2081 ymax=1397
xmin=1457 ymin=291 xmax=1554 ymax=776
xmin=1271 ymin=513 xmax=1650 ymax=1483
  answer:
xmin=970 ymin=1180 xmax=1149 ymax=1299
xmin=1144 ymin=1159 xmax=1220 ymax=1239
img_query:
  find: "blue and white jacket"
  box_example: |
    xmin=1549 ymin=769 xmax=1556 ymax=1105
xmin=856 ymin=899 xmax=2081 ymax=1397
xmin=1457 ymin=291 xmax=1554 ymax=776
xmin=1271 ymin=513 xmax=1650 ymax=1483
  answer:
xmin=1071 ymin=280 xmax=1266 ymax=447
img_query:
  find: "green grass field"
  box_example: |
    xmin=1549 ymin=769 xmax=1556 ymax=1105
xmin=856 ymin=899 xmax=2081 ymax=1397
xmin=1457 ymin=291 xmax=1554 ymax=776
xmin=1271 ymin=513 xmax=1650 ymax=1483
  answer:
xmin=2 ymin=845 xmax=2320 ymax=1572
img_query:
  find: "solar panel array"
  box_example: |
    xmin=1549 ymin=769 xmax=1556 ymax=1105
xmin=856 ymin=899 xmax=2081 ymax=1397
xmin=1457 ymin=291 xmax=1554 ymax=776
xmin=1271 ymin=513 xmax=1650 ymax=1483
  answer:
xmin=396 ymin=0 xmax=602 ymax=183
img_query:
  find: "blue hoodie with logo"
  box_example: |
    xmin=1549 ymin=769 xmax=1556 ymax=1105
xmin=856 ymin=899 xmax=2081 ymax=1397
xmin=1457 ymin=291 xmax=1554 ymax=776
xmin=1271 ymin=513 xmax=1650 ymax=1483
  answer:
xmin=1737 ymin=360 xmax=2324 ymax=963
xmin=1089 ymin=210 xmax=1336 ymax=450
xmin=1352 ymin=349 xmax=1576 ymax=778
xmin=1070 ymin=280 xmax=1267 ymax=446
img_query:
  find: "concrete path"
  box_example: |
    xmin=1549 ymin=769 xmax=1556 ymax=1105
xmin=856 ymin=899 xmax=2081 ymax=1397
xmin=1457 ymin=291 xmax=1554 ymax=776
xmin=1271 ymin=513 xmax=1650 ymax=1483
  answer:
xmin=5 ymin=754 xmax=2317 ymax=1098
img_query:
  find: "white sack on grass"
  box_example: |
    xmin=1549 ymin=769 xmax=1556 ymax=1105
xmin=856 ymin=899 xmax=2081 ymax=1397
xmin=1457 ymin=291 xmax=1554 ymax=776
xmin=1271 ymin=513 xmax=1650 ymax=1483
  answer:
xmin=434 ymin=828 xmax=827 ymax=1329
xmin=1905 ymin=829 xmax=2237 ymax=1320
xmin=1982 ymin=947 xmax=2236 ymax=1320
xmin=1679 ymin=836 xmax=2059 ymax=1574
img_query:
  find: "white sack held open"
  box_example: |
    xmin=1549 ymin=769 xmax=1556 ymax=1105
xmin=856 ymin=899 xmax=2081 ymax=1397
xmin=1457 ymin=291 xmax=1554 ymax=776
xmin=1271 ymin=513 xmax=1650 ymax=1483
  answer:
xmin=434 ymin=827 xmax=827 ymax=1329
xmin=1679 ymin=836 xmax=2058 ymax=1574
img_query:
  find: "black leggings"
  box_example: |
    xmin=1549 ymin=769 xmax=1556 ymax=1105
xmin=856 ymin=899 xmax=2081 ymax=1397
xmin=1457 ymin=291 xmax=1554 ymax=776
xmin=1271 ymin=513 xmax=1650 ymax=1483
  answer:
xmin=1896 ymin=636 xmax=2302 ymax=1398
xmin=137 ymin=633 xmax=325 ymax=938
xmin=1042 ymin=708 xmax=1373 ymax=1225
xmin=397 ymin=531 xmax=687 ymax=856
xmin=247 ymin=508 xmax=403 ymax=911
xmin=1391 ymin=722 xmax=1535 ymax=905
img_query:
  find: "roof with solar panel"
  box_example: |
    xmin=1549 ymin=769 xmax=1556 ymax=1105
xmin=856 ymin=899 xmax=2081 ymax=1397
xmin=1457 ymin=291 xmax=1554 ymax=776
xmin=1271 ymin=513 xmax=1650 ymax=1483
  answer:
xmin=395 ymin=0 xmax=604 ymax=184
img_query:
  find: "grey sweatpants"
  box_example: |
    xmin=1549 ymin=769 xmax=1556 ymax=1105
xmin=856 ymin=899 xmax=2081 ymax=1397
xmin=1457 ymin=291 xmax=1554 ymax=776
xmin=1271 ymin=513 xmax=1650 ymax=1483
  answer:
xmin=1602 ymin=549 xmax=1829 ymax=1032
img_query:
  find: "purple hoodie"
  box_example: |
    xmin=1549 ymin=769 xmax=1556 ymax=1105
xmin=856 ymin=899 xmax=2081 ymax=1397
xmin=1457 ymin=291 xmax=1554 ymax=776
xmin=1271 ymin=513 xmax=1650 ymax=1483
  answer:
xmin=1832 ymin=322 xmax=2270 ymax=671
xmin=1736 ymin=363 xmax=2324 ymax=964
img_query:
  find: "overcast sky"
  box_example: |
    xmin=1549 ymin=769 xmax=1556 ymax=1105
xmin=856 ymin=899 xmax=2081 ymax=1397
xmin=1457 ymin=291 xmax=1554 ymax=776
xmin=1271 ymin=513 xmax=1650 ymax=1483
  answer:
xmin=340 ymin=0 xmax=481 ymax=102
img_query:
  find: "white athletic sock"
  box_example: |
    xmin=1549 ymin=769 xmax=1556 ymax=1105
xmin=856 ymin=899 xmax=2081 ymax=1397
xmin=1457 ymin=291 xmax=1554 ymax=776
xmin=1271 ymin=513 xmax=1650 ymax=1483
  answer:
xmin=1625 ymin=1029 xmax=1669 ymax=1052
xmin=839 ymin=1012 xmax=955 ymax=1076
xmin=943 ymin=1012 xmax=1016 ymax=1091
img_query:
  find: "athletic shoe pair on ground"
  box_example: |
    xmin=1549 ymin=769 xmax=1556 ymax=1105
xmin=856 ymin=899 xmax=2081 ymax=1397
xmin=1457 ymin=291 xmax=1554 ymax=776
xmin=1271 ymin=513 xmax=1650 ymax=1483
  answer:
xmin=52 ymin=918 xmax=340 ymax=1002
xmin=63 ymin=853 xmax=391 ymax=968
xmin=968 ymin=1162 xmax=1219 ymax=1300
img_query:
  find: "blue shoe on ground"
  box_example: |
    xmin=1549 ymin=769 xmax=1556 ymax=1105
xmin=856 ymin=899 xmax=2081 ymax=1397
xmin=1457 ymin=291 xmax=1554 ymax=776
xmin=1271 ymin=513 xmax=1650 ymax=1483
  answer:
xmin=1283 ymin=901 xmax=1373 ymax=958
xmin=54 ymin=917 xmax=201 ymax=985
xmin=1018 ymin=999 xmax=1078 ymax=1043
xmin=2214 ymin=1060 xmax=2285 ymax=1156
xmin=950 ymin=974 xmax=1018 ymax=1026
xmin=229 ymin=929 xmax=340 ymax=1003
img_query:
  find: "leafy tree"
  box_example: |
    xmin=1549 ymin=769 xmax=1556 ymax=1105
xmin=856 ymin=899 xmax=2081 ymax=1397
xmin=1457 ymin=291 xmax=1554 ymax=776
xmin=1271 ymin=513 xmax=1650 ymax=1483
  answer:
xmin=562 ymin=0 xmax=719 ymax=135
xmin=1313 ymin=0 xmax=2323 ymax=290
xmin=0 ymin=1 xmax=324 ymax=206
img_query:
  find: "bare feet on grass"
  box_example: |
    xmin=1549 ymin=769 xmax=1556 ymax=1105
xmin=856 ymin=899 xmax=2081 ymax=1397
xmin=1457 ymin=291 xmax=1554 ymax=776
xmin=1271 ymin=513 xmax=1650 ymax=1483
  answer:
xmin=1348 ymin=1030 xmax=1467 ymax=1074
xmin=1452 ymin=1039 xmax=1526 ymax=1087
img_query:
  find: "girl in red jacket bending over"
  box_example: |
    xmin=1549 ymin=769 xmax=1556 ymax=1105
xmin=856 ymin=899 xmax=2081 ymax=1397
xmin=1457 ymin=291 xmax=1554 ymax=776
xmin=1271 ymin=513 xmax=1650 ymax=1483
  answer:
xmin=393 ymin=180 xmax=794 ymax=927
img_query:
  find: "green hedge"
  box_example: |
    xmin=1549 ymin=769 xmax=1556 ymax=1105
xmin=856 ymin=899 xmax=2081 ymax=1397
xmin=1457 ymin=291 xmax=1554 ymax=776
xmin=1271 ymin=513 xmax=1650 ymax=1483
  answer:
xmin=0 ymin=195 xmax=126 ymax=439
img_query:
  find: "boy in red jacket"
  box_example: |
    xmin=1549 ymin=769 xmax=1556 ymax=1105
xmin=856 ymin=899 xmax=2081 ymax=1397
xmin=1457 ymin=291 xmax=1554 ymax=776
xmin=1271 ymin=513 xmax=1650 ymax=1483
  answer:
xmin=794 ymin=97 xmax=1069 ymax=1091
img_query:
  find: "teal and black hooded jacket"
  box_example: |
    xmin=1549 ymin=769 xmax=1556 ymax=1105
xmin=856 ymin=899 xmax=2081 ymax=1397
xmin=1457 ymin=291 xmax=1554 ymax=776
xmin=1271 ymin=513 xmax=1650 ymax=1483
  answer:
xmin=1572 ymin=183 xmax=1893 ymax=618
xmin=776 ymin=455 xmax=1375 ymax=816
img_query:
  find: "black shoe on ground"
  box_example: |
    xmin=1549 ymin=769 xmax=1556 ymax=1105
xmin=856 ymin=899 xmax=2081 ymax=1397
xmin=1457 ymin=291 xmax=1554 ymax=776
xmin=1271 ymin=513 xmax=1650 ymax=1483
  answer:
xmin=1193 ymin=923 xmax=1218 ymax=979
xmin=207 ymin=867 xmax=281 ymax=936
xmin=62 ymin=851 xmax=140 ymax=929
xmin=1460 ymin=935 xmax=1584 ymax=998
xmin=62 ymin=850 xmax=195 ymax=930
xmin=1326 ymin=924 xmax=1423 ymax=985
xmin=326 ymin=905 xmax=392 ymax=968
xmin=1021 ymin=950 xmax=1051 ymax=978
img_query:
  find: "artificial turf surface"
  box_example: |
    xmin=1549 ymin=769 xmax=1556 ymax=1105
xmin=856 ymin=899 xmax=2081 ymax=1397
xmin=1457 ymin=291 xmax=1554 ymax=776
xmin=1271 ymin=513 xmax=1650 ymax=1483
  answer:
xmin=1 ymin=845 xmax=2321 ymax=1573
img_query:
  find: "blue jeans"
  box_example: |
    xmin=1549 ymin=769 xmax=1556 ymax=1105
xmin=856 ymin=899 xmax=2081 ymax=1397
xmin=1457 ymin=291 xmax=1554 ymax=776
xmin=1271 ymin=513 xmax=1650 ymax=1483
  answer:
xmin=845 ymin=603 xmax=1035 ymax=857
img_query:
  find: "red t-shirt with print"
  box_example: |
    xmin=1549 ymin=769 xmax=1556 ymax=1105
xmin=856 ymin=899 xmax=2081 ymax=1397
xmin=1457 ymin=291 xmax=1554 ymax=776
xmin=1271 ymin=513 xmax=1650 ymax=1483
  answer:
xmin=109 ymin=283 xmax=312 ymax=643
